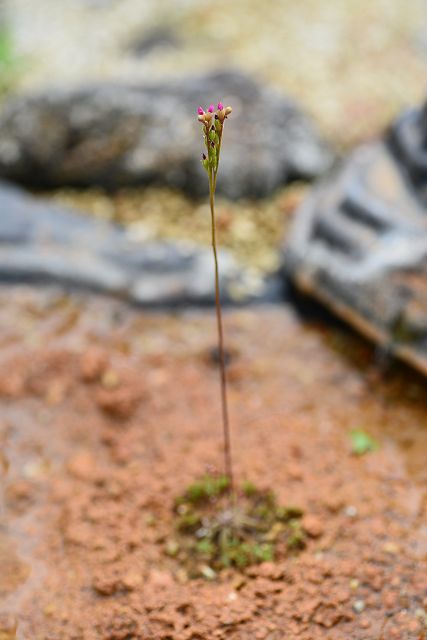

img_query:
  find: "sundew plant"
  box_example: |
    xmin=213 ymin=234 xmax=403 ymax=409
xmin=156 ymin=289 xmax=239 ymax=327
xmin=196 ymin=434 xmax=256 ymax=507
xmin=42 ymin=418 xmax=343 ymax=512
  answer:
xmin=165 ymin=104 xmax=307 ymax=576
xmin=197 ymin=102 xmax=234 ymax=492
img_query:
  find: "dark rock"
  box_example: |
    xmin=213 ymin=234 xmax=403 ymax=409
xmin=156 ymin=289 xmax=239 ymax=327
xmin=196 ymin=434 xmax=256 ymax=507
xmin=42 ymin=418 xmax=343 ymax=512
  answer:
xmin=389 ymin=102 xmax=427 ymax=201
xmin=0 ymin=181 xmax=272 ymax=305
xmin=128 ymin=27 xmax=180 ymax=57
xmin=0 ymin=71 xmax=332 ymax=199
xmin=283 ymin=113 xmax=427 ymax=376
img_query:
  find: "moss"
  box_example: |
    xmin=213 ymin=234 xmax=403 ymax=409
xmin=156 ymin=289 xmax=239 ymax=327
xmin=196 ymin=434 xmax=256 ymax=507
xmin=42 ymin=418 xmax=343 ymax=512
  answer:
xmin=286 ymin=520 xmax=306 ymax=550
xmin=180 ymin=474 xmax=230 ymax=505
xmin=242 ymin=480 xmax=257 ymax=497
xmin=276 ymin=505 xmax=304 ymax=521
xmin=196 ymin=539 xmax=215 ymax=558
xmin=176 ymin=511 xmax=202 ymax=533
xmin=169 ymin=476 xmax=306 ymax=577
xmin=165 ymin=540 xmax=180 ymax=557
xmin=251 ymin=542 xmax=274 ymax=563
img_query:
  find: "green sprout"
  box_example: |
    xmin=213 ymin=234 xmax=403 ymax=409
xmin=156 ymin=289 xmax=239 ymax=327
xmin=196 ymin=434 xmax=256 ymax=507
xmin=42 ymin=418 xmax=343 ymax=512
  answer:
xmin=350 ymin=429 xmax=378 ymax=456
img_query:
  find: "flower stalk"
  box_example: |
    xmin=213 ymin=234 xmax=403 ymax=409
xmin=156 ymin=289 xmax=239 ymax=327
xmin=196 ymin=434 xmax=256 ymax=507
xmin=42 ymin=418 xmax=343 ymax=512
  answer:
xmin=197 ymin=102 xmax=234 ymax=494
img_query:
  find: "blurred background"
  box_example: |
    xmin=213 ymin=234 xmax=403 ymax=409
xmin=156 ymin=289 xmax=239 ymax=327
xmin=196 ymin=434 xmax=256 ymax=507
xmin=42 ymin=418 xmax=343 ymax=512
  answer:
xmin=1 ymin=0 xmax=427 ymax=280
xmin=2 ymin=0 xmax=427 ymax=142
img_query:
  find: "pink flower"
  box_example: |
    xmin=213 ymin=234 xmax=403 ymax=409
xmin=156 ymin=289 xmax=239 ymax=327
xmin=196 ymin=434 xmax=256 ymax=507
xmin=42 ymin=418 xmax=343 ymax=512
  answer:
xmin=197 ymin=106 xmax=204 ymax=115
xmin=208 ymin=104 xmax=215 ymax=113
xmin=217 ymin=102 xmax=224 ymax=110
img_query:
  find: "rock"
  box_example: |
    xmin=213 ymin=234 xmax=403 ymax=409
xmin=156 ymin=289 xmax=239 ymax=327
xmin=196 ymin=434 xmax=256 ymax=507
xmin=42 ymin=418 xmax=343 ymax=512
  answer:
xmin=0 ymin=613 xmax=18 ymax=640
xmin=67 ymin=452 xmax=100 ymax=482
xmin=5 ymin=479 xmax=34 ymax=505
xmin=0 ymin=71 xmax=332 ymax=199
xmin=80 ymin=347 xmax=109 ymax=383
xmin=128 ymin=26 xmax=180 ymax=58
xmin=283 ymin=98 xmax=427 ymax=377
xmin=0 ymin=180 xmax=272 ymax=304
xmin=353 ymin=599 xmax=365 ymax=614
xmin=302 ymin=515 xmax=324 ymax=539
xmin=95 ymin=383 xmax=141 ymax=420
xmin=147 ymin=569 xmax=174 ymax=589
xmin=389 ymin=101 xmax=427 ymax=200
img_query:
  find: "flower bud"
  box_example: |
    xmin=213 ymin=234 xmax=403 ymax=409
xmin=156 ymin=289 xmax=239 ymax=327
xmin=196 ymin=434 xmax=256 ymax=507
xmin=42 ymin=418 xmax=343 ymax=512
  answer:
xmin=217 ymin=102 xmax=224 ymax=110
xmin=225 ymin=106 xmax=232 ymax=116
xmin=197 ymin=106 xmax=205 ymax=115
xmin=208 ymin=104 xmax=215 ymax=113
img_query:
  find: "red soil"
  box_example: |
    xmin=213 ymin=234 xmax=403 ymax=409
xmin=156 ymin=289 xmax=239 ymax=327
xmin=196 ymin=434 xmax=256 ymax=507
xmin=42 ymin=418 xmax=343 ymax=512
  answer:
xmin=0 ymin=287 xmax=427 ymax=639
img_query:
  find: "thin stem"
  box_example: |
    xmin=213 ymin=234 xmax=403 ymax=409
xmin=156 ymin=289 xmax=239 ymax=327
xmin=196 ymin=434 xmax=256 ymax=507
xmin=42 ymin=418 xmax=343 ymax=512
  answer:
xmin=208 ymin=169 xmax=234 ymax=496
xmin=212 ymin=127 xmax=223 ymax=192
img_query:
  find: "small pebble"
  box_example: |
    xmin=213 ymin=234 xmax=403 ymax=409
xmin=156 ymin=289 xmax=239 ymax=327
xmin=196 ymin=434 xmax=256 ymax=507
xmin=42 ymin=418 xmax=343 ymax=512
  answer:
xmin=101 ymin=369 xmax=120 ymax=389
xmin=353 ymin=600 xmax=365 ymax=614
xmin=359 ymin=617 xmax=371 ymax=629
xmin=302 ymin=515 xmax=324 ymax=538
xmin=407 ymin=619 xmax=420 ymax=633
xmin=200 ymin=565 xmax=216 ymax=580
xmin=383 ymin=592 xmax=397 ymax=609
xmin=43 ymin=603 xmax=56 ymax=617
xmin=383 ymin=542 xmax=399 ymax=555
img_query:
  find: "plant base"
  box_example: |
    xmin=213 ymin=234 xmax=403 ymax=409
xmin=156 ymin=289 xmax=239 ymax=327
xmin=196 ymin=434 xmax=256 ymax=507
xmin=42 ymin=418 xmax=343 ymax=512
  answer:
xmin=166 ymin=475 xmax=306 ymax=579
